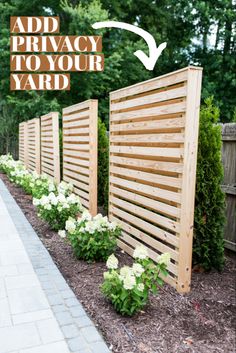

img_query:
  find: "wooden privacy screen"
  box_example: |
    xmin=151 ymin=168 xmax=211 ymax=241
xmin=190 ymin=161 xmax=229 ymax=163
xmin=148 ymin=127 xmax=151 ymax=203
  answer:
xmin=19 ymin=122 xmax=28 ymax=167
xmin=109 ymin=66 xmax=202 ymax=293
xmin=27 ymin=118 xmax=41 ymax=174
xmin=41 ymin=112 xmax=60 ymax=183
xmin=62 ymin=100 xmax=98 ymax=216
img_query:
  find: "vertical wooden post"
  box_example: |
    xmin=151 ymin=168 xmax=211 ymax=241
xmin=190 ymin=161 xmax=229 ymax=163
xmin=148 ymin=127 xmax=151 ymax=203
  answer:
xmin=52 ymin=112 xmax=61 ymax=183
xmin=35 ymin=118 xmax=41 ymax=174
xmin=89 ymin=100 xmax=98 ymax=216
xmin=19 ymin=122 xmax=28 ymax=168
xmin=177 ymin=67 xmax=202 ymax=292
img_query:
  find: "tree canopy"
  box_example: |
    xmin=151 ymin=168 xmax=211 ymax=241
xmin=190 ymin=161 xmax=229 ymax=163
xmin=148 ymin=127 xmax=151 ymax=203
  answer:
xmin=0 ymin=0 xmax=235 ymax=153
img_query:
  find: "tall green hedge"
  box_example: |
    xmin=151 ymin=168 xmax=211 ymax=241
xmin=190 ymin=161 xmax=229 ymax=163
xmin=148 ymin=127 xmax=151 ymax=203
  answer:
xmin=193 ymin=97 xmax=225 ymax=271
xmin=97 ymin=118 xmax=109 ymax=212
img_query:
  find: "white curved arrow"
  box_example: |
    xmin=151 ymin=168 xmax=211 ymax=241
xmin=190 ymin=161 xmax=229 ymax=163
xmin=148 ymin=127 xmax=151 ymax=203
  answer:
xmin=92 ymin=21 xmax=167 ymax=70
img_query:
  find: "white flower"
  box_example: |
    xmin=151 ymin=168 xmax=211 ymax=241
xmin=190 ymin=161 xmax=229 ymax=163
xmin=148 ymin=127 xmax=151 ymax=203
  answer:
xmin=81 ymin=210 xmax=92 ymax=222
xmin=137 ymin=283 xmax=144 ymax=292
xmin=57 ymin=206 xmax=63 ymax=212
xmin=132 ymin=263 xmax=145 ymax=277
xmin=48 ymin=183 xmax=55 ymax=192
xmin=133 ymin=245 xmax=149 ymax=260
xmin=109 ymin=222 xmax=117 ymax=231
xmin=158 ymin=253 xmax=170 ymax=266
xmin=65 ymin=218 xmax=76 ymax=233
xmin=106 ymin=254 xmax=119 ymax=269
xmin=48 ymin=192 xmax=57 ymax=206
xmin=44 ymin=204 xmax=52 ymax=210
xmin=40 ymin=195 xmax=49 ymax=206
xmin=123 ymin=274 xmax=136 ymax=290
xmin=119 ymin=266 xmax=133 ymax=280
xmin=58 ymin=230 xmax=66 ymax=238
xmin=33 ymin=198 xmax=40 ymax=206
xmin=57 ymin=193 xmax=66 ymax=203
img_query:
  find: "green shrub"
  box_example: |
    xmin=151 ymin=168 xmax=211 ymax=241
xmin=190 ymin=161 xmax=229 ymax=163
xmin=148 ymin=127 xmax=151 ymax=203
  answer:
xmin=193 ymin=97 xmax=225 ymax=271
xmin=66 ymin=211 xmax=120 ymax=262
xmin=98 ymin=118 xmax=109 ymax=212
xmin=101 ymin=247 xmax=169 ymax=316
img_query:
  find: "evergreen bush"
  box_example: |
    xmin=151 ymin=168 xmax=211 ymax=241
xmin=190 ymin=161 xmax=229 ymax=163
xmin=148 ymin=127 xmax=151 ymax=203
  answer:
xmin=98 ymin=118 xmax=109 ymax=212
xmin=193 ymin=97 xmax=225 ymax=271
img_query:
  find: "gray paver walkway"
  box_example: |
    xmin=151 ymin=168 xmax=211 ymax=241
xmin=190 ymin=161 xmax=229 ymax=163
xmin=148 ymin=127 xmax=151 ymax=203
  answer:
xmin=0 ymin=179 xmax=110 ymax=353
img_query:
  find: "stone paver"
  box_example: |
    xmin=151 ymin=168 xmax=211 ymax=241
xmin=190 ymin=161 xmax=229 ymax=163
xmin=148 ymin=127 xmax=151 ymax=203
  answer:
xmin=0 ymin=178 xmax=110 ymax=353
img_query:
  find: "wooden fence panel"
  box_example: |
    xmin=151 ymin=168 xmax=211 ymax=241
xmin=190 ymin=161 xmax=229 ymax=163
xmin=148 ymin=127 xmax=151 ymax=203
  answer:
xmin=109 ymin=66 xmax=202 ymax=293
xmin=62 ymin=100 xmax=98 ymax=215
xmin=27 ymin=118 xmax=41 ymax=174
xmin=19 ymin=122 xmax=28 ymax=167
xmin=221 ymin=123 xmax=236 ymax=252
xmin=41 ymin=112 xmax=60 ymax=183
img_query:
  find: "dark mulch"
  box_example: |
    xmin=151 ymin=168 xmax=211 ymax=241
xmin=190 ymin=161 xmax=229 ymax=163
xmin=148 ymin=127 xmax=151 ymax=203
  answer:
xmin=1 ymin=172 xmax=236 ymax=353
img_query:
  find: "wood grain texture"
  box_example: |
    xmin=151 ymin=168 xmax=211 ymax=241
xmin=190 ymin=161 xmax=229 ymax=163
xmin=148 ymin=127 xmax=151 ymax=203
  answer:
xmin=221 ymin=123 xmax=236 ymax=252
xmin=19 ymin=122 xmax=28 ymax=167
xmin=41 ymin=112 xmax=60 ymax=183
xmin=27 ymin=118 xmax=41 ymax=174
xmin=109 ymin=66 xmax=202 ymax=293
xmin=62 ymin=100 xmax=98 ymax=215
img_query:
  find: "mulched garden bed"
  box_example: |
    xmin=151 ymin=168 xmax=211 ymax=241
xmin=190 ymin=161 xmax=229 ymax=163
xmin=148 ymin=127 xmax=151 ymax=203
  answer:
xmin=1 ymin=172 xmax=235 ymax=353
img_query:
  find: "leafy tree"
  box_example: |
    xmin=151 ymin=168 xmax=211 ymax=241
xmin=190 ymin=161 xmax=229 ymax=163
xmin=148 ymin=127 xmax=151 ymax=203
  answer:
xmin=193 ymin=97 xmax=225 ymax=271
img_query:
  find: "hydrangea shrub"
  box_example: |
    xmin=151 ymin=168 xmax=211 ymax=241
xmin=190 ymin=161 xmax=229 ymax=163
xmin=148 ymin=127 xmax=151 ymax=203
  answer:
xmin=33 ymin=192 xmax=83 ymax=231
xmin=64 ymin=211 xmax=120 ymax=262
xmin=101 ymin=246 xmax=170 ymax=316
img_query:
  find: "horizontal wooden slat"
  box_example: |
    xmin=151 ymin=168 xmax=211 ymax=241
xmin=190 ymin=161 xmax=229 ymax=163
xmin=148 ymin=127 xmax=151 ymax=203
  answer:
xmin=63 ymin=135 xmax=90 ymax=143
xmin=63 ymin=144 xmax=90 ymax=151
xmin=110 ymin=145 xmax=183 ymax=159
xmin=110 ymin=156 xmax=183 ymax=173
xmin=63 ymin=110 xmax=90 ymax=122
xmin=63 ymin=128 xmax=90 ymax=135
xmin=110 ymin=132 xmax=185 ymax=144
xmin=63 ymin=119 xmax=90 ymax=129
xmin=110 ymin=117 xmax=185 ymax=133
xmin=111 ymin=101 xmax=186 ymax=122
xmin=111 ymin=86 xmax=187 ymax=112
xmin=110 ymin=68 xmax=188 ymax=100
xmin=63 ymin=100 xmax=91 ymax=114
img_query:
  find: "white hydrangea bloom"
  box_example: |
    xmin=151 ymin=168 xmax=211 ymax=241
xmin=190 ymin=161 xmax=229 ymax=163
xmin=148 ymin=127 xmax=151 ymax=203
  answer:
xmin=58 ymin=230 xmax=66 ymax=238
xmin=48 ymin=192 xmax=58 ymax=206
xmin=65 ymin=218 xmax=76 ymax=233
xmin=109 ymin=222 xmax=117 ymax=231
xmin=57 ymin=193 xmax=66 ymax=203
xmin=106 ymin=254 xmax=119 ymax=269
xmin=33 ymin=198 xmax=40 ymax=206
xmin=44 ymin=204 xmax=52 ymax=210
xmin=132 ymin=263 xmax=145 ymax=277
xmin=57 ymin=206 xmax=63 ymax=212
xmin=48 ymin=183 xmax=55 ymax=192
xmin=80 ymin=210 xmax=92 ymax=222
xmin=133 ymin=245 xmax=149 ymax=260
xmin=119 ymin=266 xmax=134 ymax=280
xmin=40 ymin=195 xmax=49 ymax=206
xmin=123 ymin=274 xmax=136 ymax=290
xmin=158 ymin=253 xmax=170 ymax=266
xmin=137 ymin=283 xmax=145 ymax=292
